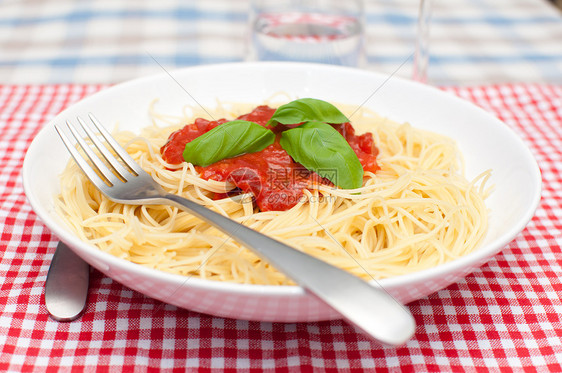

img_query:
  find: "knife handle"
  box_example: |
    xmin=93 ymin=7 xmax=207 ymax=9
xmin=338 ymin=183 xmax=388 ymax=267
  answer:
xmin=44 ymin=242 xmax=89 ymax=321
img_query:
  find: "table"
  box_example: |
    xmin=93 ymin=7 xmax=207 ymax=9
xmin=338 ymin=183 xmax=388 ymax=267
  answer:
xmin=0 ymin=0 xmax=561 ymax=85
xmin=1 ymin=0 xmax=562 ymax=371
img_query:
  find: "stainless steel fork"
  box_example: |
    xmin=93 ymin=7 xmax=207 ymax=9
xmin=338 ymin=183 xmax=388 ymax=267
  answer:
xmin=54 ymin=113 xmax=416 ymax=346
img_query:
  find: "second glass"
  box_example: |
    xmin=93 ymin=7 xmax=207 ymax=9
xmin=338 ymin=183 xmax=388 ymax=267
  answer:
xmin=412 ymin=0 xmax=432 ymax=83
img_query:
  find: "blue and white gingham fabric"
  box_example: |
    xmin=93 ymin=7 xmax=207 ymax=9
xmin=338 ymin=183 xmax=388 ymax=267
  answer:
xmin=0 ymin=0 xmax=561 ymax=86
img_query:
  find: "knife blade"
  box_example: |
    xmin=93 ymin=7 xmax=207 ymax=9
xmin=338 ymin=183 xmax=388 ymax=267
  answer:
xmin=44 ymin=241 xmax=89 ymax=321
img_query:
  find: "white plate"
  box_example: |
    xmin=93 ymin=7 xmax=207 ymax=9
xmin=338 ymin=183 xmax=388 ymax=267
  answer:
xmin=23 ymin=62 xmax=541 ymax=322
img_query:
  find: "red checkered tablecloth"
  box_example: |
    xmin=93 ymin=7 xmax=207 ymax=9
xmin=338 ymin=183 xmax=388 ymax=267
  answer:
xmin=1 ymin=84 xmax=561 ymax=371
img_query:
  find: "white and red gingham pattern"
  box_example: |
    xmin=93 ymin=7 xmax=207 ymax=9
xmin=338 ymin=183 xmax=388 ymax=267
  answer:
xmin=1 ymin=84 xmax=562 ymax=371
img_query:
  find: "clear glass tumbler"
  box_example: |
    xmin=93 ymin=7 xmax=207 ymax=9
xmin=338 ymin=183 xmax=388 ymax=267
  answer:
xmin=247 ymin=0 xmax=365 ymax=67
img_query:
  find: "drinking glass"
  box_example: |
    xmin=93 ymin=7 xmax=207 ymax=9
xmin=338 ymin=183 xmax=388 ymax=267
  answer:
xmin=412 ymin=0 xmax=432 ymax=82
xmin=247 ymin=0 xmax=365 ymax=67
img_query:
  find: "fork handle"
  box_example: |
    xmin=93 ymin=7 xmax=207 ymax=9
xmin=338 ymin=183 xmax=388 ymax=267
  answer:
xmin=162 ymin=193 xmax=416 ymax=346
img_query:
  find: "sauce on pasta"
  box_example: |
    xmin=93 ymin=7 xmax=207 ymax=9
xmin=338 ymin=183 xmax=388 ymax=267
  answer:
xmin=160 ymin=105 xmax=379 ymax=211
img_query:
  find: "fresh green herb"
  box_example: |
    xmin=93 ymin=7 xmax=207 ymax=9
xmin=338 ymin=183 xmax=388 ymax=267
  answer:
xmin=267 ymin=98 xmax=349 ymax=127
xmin=183 ymin=120 xmax=275 ymax=167
xmin=279 ymin=121 xmax=364 ymax=189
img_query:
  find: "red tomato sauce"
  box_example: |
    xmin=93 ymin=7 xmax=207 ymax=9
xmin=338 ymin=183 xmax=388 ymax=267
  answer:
xmin=160 ymin=105 xmax=379 ymax=211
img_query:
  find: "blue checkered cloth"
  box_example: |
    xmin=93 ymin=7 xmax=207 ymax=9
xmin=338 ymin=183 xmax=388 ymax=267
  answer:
xmin=0 ymin=0 xmax=561 ymax=85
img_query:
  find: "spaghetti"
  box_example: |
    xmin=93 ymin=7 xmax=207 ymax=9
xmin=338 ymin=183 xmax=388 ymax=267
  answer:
xmin=55 ymin=101 xmax=490 ymax=285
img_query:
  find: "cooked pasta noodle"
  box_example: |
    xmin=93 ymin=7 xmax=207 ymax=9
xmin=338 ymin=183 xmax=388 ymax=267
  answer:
xmin=55 ymin=101 xmax=491 ymax=285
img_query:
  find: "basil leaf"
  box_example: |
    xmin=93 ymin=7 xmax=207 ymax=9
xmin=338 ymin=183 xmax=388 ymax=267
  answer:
xmin=267 ymin=98 xmax=349 ymax=127
xmin=183 ymin=120 xmax=275 ymax=167
xmin=280 ymin=121 xmax=364 ymax=189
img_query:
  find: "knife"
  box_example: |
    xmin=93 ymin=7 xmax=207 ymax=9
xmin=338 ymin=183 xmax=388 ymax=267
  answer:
xmin=44 ymin=241 xmax=90 ymax=321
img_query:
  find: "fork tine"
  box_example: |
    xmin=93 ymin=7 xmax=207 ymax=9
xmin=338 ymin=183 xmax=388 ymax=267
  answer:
xmin=59 ymin=120 xmax=123 ymax=186
xmin=88 ymin=113 xmax=146 ymax=176
xmin=55 ymin=123 xmax=117 ymax=188
xmin=77 ymin=116 xmax=130 ymax=178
